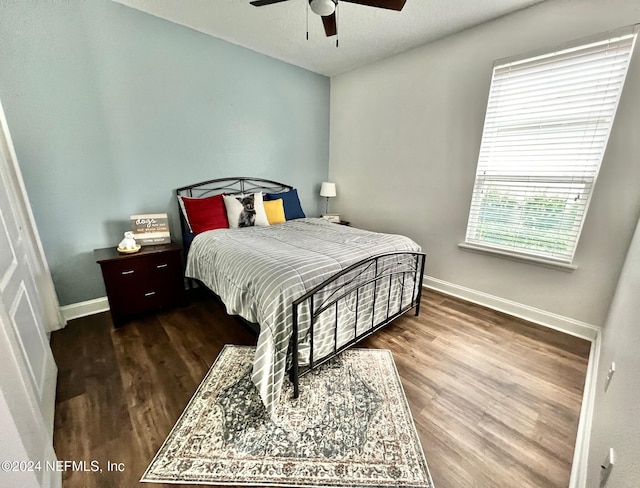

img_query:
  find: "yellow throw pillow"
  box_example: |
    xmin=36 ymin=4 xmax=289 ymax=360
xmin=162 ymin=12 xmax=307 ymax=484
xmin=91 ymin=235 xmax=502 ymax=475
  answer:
xmin=263 ymin=198 xmax=286 ymax=225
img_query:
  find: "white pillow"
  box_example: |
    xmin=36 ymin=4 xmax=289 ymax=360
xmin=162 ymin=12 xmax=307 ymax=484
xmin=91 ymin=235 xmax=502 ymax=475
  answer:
xmin=223 ymin=192 xmax=270 ymax=228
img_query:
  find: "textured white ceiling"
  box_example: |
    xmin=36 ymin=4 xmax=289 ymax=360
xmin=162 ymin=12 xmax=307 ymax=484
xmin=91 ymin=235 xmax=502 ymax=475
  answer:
xmin=114 ymin=0 xmax=546 ymax=76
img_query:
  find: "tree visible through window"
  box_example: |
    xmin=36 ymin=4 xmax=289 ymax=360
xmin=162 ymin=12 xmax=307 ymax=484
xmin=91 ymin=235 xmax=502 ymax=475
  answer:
xmin=464 ymin=28 xmax=637 ymax=264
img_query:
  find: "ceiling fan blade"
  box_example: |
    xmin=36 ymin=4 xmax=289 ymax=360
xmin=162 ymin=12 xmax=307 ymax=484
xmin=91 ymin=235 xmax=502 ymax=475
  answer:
xmin=250 ymin=0 xmax=291 ymax=6
xmin=340 ymin=0 xmax=406 ymax=11
xmin=321 ymin=12 xmax=337 ymax=37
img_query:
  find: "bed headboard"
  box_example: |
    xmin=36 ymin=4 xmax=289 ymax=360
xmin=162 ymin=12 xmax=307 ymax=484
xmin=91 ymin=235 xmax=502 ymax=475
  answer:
xmin=176 ymin=176 xmax=294 ymax=248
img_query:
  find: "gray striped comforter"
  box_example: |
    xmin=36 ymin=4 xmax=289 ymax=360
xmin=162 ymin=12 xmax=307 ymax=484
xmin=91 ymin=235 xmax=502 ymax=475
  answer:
xmin=185 ymin=218 xmax=421 ymax=417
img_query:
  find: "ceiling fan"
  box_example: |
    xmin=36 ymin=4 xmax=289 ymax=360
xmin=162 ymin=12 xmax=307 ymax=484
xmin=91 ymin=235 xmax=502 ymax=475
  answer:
xmin=249 ymin=0 xmax=407 ymax=38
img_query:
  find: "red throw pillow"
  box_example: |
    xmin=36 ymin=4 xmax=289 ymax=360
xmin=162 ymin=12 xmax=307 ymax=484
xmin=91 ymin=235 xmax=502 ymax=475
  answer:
xmin=180 ymin=194 xmax=229 ymax=234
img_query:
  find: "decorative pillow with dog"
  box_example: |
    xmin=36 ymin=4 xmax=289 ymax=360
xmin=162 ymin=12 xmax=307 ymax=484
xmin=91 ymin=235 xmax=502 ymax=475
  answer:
xmin=223 ymin=192 xmax=270 ymax=228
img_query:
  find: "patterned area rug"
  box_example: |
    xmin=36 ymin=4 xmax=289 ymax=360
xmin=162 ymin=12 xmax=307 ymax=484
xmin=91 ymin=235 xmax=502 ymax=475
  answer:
xmin=141 ymin=345 xmax=433 ymax=487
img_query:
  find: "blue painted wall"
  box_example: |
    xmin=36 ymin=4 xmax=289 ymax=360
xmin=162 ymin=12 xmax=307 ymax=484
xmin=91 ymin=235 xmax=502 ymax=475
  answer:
xmin=0 ymin=1 xmax=330 ymax=306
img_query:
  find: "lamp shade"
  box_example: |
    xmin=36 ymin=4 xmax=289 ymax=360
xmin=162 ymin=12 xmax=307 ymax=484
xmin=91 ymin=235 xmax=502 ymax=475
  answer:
xmin=320 ymin=182 xmax=336 ymax=198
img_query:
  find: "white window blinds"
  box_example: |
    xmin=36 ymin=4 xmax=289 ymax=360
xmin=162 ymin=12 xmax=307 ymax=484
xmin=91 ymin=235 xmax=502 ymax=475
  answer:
xmin=465 ymin=28 xmax=637 ymax=264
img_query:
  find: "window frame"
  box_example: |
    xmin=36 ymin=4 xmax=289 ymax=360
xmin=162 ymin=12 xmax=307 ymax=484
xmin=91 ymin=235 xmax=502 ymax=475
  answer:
xmin=461 ymin=26 xmax=638 ymax=269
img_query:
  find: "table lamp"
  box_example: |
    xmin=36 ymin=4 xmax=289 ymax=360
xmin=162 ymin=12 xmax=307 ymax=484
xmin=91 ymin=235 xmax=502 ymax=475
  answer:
xmin=320 ymin=182 xmax=336 ymax=215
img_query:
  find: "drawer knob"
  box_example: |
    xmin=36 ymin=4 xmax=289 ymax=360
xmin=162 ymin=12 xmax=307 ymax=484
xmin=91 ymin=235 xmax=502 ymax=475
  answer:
xmin=156 ymin=263 xmax=169 ymax=269
xmin=121 ymin=270 xmax=135 ymax=275
xmin=144 ymin=291 xmax=156 ymax=297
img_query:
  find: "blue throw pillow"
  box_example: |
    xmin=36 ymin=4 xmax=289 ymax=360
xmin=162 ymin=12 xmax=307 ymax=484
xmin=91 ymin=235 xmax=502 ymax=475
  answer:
xmin=264 ymin=189 xmax=306 ymax=220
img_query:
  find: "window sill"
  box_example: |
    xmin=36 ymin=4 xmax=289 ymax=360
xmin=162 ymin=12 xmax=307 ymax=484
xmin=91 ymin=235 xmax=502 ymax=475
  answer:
xmin=458 ymin=242 xmax=578 ymax=272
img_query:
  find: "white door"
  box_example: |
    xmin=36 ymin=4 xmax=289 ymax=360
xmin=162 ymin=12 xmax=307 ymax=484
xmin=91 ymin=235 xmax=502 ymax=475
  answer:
xmin=0 ymin=100 xmax=61 ymax=487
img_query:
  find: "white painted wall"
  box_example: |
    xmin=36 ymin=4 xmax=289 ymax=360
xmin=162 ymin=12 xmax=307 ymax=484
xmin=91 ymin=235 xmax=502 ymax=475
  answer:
xmin=585 ymin=215 xmax=640 ymax=486
xmin=329 ymin=0 xmax=640 ymax=327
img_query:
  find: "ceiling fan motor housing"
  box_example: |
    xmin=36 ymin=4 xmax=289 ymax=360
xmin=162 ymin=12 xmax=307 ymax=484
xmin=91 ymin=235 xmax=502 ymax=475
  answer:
xmin=250 ymin=0 xmax=407 ymax=38
xmin=309 ymin=0 xmax=337 ymax=16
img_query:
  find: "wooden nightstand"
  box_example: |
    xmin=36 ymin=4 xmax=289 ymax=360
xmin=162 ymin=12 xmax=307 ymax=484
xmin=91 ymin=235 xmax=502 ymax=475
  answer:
xmin=94 ymin=243 xmax=185 ymax=327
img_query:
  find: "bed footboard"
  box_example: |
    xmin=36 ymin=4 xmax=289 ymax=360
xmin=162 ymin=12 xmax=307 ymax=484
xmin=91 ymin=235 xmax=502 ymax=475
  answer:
xmin=290 ymin=251 xmax=426 ymax=398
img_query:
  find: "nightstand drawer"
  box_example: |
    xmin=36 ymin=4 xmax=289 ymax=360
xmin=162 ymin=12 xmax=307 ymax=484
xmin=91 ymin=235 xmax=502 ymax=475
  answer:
xmin=101 ymin=259 xmax=151 ymax=289
xmin=107 ymin=284 xmax=176 ymax=316
xmin=101 ymin=253 xmax=180 ymax=284
xmin=143 ymin=252 xmax=182 ymax=281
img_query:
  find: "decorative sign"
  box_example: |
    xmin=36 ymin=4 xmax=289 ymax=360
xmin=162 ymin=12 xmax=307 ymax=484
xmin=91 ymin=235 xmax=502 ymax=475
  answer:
xmin=130 ymin=213 xmax=171 ymax=245
xmin=322 ymin=214 xmax=341 ymax=224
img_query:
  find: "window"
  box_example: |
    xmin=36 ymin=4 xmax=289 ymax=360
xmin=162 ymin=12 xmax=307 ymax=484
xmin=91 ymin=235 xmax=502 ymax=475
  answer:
xmin=463 ymin=28 xmax=637 ymax=265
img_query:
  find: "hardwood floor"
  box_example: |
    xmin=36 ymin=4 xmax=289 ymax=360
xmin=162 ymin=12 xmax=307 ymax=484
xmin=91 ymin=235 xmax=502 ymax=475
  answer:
xmin=50 ymin=289 xmax=590 ymax=488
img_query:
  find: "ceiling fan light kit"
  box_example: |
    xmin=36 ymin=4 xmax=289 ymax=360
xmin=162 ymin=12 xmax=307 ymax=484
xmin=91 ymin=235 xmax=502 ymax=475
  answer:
xmin=310 ymin=0 xmax=336 ymax=16
xmin=250 ymin=0 xmax=406 ymax=39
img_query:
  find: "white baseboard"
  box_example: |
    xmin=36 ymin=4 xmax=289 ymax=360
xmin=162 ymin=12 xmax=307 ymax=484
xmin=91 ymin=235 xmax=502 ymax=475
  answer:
xmin=423 ymin=275 xmax=600 ymax=341
xmin=59 ymin=297 xmax=109 ymax=322
xmin=62 ymin=278 xmax=600 ymax=340
xmin=568 ymin=330 xmax=600 ymax=488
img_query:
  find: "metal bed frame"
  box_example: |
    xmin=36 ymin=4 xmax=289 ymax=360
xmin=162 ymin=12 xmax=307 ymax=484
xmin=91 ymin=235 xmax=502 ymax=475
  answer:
xmin=176 ymin=177 xmax=426 ymax=398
